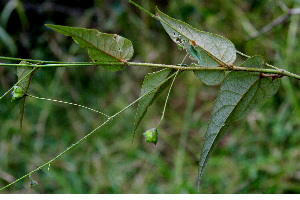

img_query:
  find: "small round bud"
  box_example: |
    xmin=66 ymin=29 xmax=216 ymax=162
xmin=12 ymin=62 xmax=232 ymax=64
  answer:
xmin=143 ymin=128 xmax=158 ymax=145
xmin=11 ymin=86 xmax=25 ymax=101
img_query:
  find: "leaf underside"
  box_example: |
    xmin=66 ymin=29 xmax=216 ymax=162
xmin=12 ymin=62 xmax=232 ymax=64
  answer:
xmin=133 ymin=69 xmax=175 ymax=137
xmin=45 ymin=24 xmax=134 ymax=72
xmin=193 ymin=68 xmax=226 ymax=86
xmin=17 ymin=61 xmax=38 ymax=131
xmin=197 ymin=56 xmax=280 ymax=188
xmin=156 ymin=8 xmax=236 ymax=65
xmin=189 ymin=46 xmax=225 ymax=85
xmin=155 ymin=8 xmax=234 ymax=85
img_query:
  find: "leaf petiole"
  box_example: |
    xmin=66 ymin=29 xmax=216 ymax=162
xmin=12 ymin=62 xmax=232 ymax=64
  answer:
xmin=156 ymin=53 xmax=189 ymax=129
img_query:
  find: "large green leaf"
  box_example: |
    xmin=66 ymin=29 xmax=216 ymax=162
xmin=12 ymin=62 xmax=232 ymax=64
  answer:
xmin=133 ymin=69 xmax=175 ymax=136
xmin=197 ymin=56 xmax=280 ymax=188
xmin=17 ymin=61 xmax=38 ymax=131
xmin=45 ymin=24 xmax=134 ymax=72
xmin=155 ymin=9 xmax=233 ymax=85
xmin=155 ymin=8 xmax=236 ymax=67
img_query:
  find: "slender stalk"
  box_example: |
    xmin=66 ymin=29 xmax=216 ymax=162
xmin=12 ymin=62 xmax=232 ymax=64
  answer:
xmin=156 ymin=53 xmax=188 ymax=129
xmin=27 ymin=94 xmax=110 ymax=117
xmin=128 ymin=0 xmax=158 ymax=19
xmin=1 ymin=61 xmax=300 ymax=80
xmin=0 ymin=56 xmax=99 ymax=64
xmin=129 ymin=62 xmax=300 ymax=80
xmin=156 ymin=70 xmax=179 ymax=129
xmin=0 ymin=56 xmax=60 ymax=63
xmin=265 ymin=63 xmax=282 ymax=70
xmin=236 ymin=50 xmax=251 ymax=58
xmin=0 ymin=62 xmax=123 ymax=67
xmin=0 ymin=70 xmax=177 ymax=191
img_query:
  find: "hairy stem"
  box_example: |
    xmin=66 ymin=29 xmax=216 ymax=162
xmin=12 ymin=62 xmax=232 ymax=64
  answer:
xmin=0 ymin=61 xmax=299 ymax=80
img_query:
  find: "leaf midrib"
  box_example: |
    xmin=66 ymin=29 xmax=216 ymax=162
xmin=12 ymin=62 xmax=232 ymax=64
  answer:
xmin=200 ymin=74 xmax=261 ymax=174
xmin=157 ymin=11 xmax=228 ymax=65
xmin=50 ymin=25 xmax=125 ymax=62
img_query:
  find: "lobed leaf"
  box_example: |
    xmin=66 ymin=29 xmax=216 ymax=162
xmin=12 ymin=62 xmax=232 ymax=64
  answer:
xmin=46 ymin=24 xmax=134 ymax=72
xmin=133 ymin=69 xmax=175 ymax=137
xmin=17 ymin=61 xmax=38 ymax=131
xmin=197 ymin=56 xmax=280 ymax=188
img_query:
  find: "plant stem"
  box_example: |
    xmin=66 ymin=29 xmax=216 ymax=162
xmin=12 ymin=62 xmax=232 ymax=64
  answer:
xmin=0 ymin=56 xmax=57 ymax=63
xmin=0 ymin=62 xmax=123 ymax=67
xmin=27 ymin=94 xmax=109 ymax=117
xmin=156 ymin=53 xmax=188 ymax=129
xmin=0 ymin=70 xmax=177 ymax=191
xmin=128 ymin=0 xmax=158 ymax=19
xmin=156 ymin=70 xmax=179 ymax=129
xmin=1 ymin=60 xmax=300 ymax=80
xmin=236 ymin=51 xmax=251 ymax=58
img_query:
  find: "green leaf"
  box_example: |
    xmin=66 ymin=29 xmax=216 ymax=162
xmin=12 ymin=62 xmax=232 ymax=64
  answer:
xmin=155 ymin=8 xmax=233 ymax=85
xmin=133 ymin=69 xmax=175 ymax=136
xmin=192 ymin=64 xmax=225 ymax=86
xmin=17 ymin=61 xmax=38 ymax=131
xmin=197 ymin=56 xmax=280 ymax=188
xmin=45 ymin=24 xmax=134 ymax=72
xmin=194 ymin=70 xmax=226 ymax=86
xmin=155 ymin=8 xmax=236 ymax=67
xmin=189 ymin=46 xmax=225 ymax=85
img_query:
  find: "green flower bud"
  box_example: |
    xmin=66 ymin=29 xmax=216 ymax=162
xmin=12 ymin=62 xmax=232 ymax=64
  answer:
xmin=11 ymin=86 xmax=25 ymax=101
xmin=143 ymin=128 xmax=158 ymax=145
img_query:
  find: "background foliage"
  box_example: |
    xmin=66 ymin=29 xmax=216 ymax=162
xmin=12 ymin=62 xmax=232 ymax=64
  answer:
xmin=0 ymin=0 xmax=299 ymax=193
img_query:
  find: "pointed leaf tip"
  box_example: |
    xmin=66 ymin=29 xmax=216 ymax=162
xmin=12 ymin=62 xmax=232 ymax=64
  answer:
xmin=198 ymin=56 xmax=280 ymax=187
xmin=46 ymin=24 xmax=134 ymax=72
xmin=155 ymin=8 xmax=236 ymax=67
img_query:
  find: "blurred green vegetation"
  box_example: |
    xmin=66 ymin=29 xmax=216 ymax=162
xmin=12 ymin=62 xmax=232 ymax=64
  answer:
xmin=0 ymin=0 xmax=300 ymax=194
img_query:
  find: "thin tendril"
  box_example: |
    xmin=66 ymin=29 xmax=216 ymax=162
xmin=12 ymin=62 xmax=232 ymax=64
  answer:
xmin=27 ymin=94 xmax=110 ymax=117
xmin=0 ymin=70 xmax=177 ymax=192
